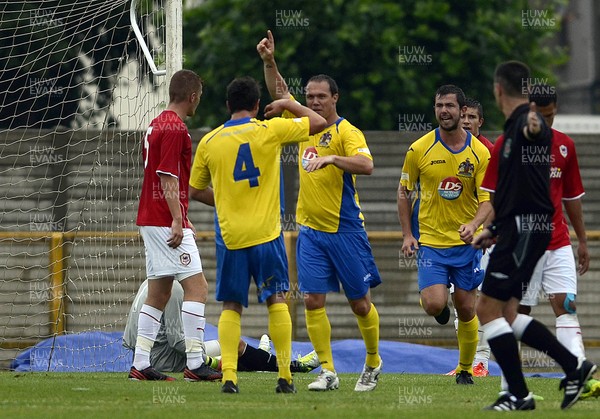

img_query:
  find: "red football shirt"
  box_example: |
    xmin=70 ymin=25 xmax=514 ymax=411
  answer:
xmin=482 ymin=129 xmax=584 ymax=250
xmin=476 ymin=134 xmax=494 ymax=153
xmin=136 ymin=110 xmax=192 ymax=228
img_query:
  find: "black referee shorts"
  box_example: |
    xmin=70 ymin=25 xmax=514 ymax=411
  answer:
xmin=481 ymin=214 xmax=552 ymax=302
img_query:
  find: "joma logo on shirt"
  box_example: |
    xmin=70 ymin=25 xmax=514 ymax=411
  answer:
xmin=430 ymin=159 xmax=446 ymax=165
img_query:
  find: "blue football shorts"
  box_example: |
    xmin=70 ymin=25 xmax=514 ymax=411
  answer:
xmin=417 ymin=244 xmax=483 ymax=292
xmin=296 ymin=226 xmax=382 ymax=300
xmin=215 ymin=234 xmax=289 ymax=307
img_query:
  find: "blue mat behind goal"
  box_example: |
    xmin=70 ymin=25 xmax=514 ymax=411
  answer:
xmin=15 ymin=323 xmax=560 ymax=377
xmin=11 ymin=331 xmax=131 ymax=372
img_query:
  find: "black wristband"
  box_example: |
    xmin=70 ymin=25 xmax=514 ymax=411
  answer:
xmin=486 ymin=224 xmax=498 ymax=237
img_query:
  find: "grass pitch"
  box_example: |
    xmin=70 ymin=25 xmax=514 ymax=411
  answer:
xmin=1 ymin=371 xmax=599 ymax=418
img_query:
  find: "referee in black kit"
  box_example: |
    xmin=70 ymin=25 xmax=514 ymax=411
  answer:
xmin=472 ymin=60 xmax=596 ymax=411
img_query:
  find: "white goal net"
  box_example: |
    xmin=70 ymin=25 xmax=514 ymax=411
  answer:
xmin=0 ymin=0 xmax=170 ymax=371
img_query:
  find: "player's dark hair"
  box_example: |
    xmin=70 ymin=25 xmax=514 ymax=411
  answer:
xmin=435 ymin=85 xmax=466 ymax=108
xmin=307 ymin=74 xmax=339 ymax=96
xmin=465 ymin=98 xmax=484 ymax=119
xmin=169 ymin=69 xmax=203 ymax=104
xmin=227 ymin=76 xmax=261 ymax=113
xmin=494 ymin=60 xmax=530 ymax=98
xmin=528 ymin=84 xmax=557 ymax=107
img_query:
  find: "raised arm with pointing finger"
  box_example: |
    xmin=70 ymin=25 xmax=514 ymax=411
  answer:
xmin=256 ymin=30 xmax=383 ymax=393
xmin=257 ymin=30 xmax=290 ymax=100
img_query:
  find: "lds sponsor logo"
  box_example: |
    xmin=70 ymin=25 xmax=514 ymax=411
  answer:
xmin=438 ymin=177 xmax=463 ymax=200
xmin=302 ymin=147 xmax=318 ymax=170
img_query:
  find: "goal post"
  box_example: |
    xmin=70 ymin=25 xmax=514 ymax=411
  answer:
xmin=130 ymin=0 xmax=182 ymax=80
xmin=0 ymin=0 xmax=184 ymax=371
xmin=165 ymin=0 xmax=183 ymax=81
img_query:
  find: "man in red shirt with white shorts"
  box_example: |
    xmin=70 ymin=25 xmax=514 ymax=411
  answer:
xmin=521 ymin=87 xmax=598 ymax=399
xmin=129 ymin=69 xmax=221 ymax=382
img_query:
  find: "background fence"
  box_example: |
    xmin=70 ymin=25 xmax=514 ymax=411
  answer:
xmin=1 ymin=128 xmax=599 ymax=368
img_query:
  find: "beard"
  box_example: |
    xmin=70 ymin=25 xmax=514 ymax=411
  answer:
xmin=439 ymin=116 xmax=460 ymax=132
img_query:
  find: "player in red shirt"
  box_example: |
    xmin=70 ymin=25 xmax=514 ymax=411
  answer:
xmin=522 ymin=87 xmax=597 ymax=399
xmin=521 ymin=88 xmax=588 ymax=345
xmin=461 ymin=98 xmax=494 ymax=152
xmin=129 ymin=69 xmax=221 ymax=382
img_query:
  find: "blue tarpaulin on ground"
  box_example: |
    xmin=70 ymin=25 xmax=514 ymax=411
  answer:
xmin=14 ymin=323 xmax=564 ymax=377
xmin=11 ymin=331 xmax=132 ymax=372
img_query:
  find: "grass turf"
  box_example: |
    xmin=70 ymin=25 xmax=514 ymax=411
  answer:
xmin=0 ymin=371 xmax=599 ymax=418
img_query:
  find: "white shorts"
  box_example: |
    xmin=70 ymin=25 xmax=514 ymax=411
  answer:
xmin=480 ymin=244 xmax=493 ymax=271
xmin=140 ymin=226 xmax=203 ymax=281
xmin=521 ymin=245 xmax=576 ymax=306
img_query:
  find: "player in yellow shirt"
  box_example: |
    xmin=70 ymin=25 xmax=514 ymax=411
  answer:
xmin=189 ymin=76 xmax=326 ymax=394
xmin=258 ymin=31 xmax=383 ymax=392
xmin=397 ymin=85 xmax=492 ymax=385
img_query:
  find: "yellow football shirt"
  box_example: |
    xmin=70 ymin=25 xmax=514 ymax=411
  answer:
xmin=296 ymin=117 xmax=373 ymax=232
xmin=190 ymin=116 xmax=310 ymax=249
xmin=400 ymin=129 xmax=490 ymax=248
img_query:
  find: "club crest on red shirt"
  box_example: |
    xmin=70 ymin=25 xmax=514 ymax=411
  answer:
xmin=559 ymin=144 xmax=568 ymax=158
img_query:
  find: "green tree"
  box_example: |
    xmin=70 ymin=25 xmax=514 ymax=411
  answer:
xmin=183 ymin=0 xmax=566 ymax=130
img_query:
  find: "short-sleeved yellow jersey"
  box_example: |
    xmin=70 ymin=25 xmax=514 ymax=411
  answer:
xmin=295 ymin=117 xmax=373 ymax=233
xmin=190 ymin=116 xmax=310 ymax=249
xmin=400 ymin=128 xmax=490 ymax=248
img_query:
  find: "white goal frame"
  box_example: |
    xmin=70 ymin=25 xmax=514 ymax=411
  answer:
xmin=130 ymin=0 xmax=182 ymax=80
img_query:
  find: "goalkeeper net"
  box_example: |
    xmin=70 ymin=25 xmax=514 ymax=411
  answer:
xmin=0 ymin=0 xmax=170 ymax=371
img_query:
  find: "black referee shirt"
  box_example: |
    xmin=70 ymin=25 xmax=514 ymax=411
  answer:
xmin=493 ymin=103 xmax=554 ymax=221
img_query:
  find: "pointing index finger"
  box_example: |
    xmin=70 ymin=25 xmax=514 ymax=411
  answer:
xmin=529 ymin=101 xmax=537 ymax=113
